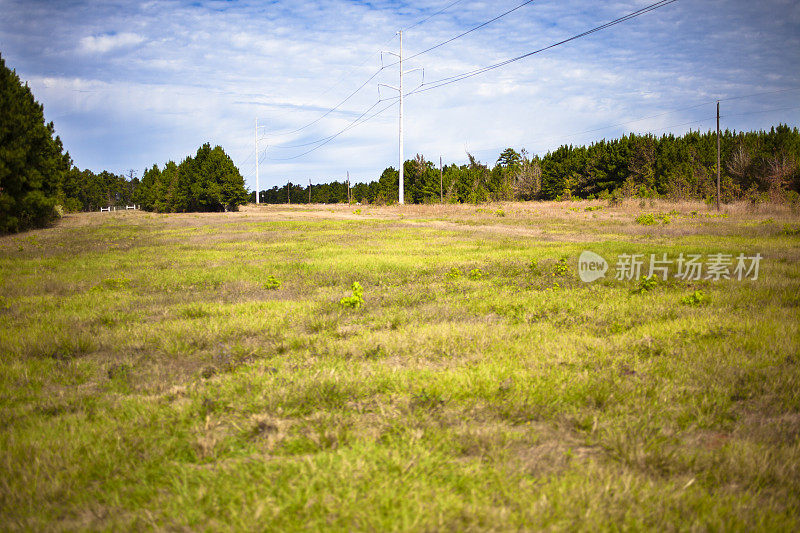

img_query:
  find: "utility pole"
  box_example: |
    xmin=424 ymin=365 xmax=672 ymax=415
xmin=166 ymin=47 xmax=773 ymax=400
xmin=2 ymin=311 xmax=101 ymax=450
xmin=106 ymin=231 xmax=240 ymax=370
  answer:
xmin=381 ymin=32 xmax=421 ymax=206
xmin=399 ymin=31 xmax=404 ymax=205
xmin=439 ymin=155 xmax=443 ymax=203
xmin=347 ymin=171 xmax=351 ymax=205
xmin=287 ymin=181 xmax=290 ymax=204
xmin=255 ymin=118 xmax=259 ymax=204
xmin=308 ymin=179 xmax=311 ymax=204
xmin=716 ymin=101 xmax=721 ymax=211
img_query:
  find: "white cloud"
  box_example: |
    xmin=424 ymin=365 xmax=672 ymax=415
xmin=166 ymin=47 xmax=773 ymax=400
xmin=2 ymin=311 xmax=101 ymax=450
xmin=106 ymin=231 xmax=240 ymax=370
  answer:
xmin=79 ymin=32 xmax=144 ymax=54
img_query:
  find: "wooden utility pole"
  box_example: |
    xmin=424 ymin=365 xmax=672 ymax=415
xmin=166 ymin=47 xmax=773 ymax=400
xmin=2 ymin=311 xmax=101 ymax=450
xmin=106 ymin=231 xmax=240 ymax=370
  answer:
xmin=287 ymin=181 xmax=290 ymax=204
xmin=347 ymin=171 xmax=351 ymax=205
xmin=440 ymin=156 xmax=443 ymax=203
xmin=716 ymin=101 xmax=721 ymax=211
xmin=308 ymin=179 xmax=311 ymax=204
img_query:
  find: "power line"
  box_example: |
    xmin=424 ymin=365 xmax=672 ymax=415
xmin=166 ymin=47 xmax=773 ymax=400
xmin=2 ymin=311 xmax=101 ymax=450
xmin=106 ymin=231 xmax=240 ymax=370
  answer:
xmin=258 ymin=66 xmax=387 ymax=141
xmin=266 ymin=94 xmax=401 ymax=150
xmin=382 ymin=0 xmax=536 ymax=70
xmin=405 ymin=0 xmax=536 ymax=63
xmin=255 ymin=0 xmax=678 ymax=165
xmin=410 ymin=0 xmax=680 ymax=95
xmin=268 ymin=99 xmax=399 ymax=161
xmin=402 ymin=0 xmax=467 ymax=33
xmin=254 ymin=0 xmax=471 ymax=141
xmin=255 ymin=0 xmax=798 ymax=167
xmin=257 ymin=0 xmax=536 ymax=142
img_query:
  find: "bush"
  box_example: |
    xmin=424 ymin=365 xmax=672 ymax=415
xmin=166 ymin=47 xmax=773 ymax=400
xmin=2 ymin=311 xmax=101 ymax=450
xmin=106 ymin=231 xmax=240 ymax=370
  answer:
xmin=467 ymin=268 xmax=484 ymax=280
xmin=635 ymin=213 xmax=657 ymax=226
xmin=552 ymin=258 xmax=569 ymax=277
xmin=446 ymin=267 xmax=462 ymax=280
xmin=264 ymin=275 xmax=281 ymax=290
xmin=681 ymin=290 xmax=706 ymax=306
xmin=633 ymin=275 xmax=659 ymax=294
xmin=340 ymin=282 xmax=364 ymax=308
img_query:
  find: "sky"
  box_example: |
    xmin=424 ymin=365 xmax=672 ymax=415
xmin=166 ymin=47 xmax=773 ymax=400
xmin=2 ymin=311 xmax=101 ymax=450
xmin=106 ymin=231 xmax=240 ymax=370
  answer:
xmin=1 ymin=0 xmax=799 ymax=190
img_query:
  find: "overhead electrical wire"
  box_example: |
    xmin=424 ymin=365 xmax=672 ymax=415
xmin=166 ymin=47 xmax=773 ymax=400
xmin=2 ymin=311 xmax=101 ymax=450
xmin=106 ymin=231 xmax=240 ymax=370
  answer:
xmin=402 ymin=0 xmax=466 ymax=33
xmin=409 ymin=0 xmax=679 ymax=95
xmin=264 ymin=0 xmax=678 ymax=160
xmin=256 ymin=0 xmax=473 ymax=141
xmin=258 ymin=68 xmax=387 ymax=140
xmin=258 ymin=0 xmax=535 ymax=143
xmin=268 ymin=96 xmax=397 ymax=150
xmin=259 ymin=0 xmax=797 ymax=165
xmin=268 ymin=99 xmax=399 ymax=161
xmin=402 ymin=0 xmax=536 ymax=64
xmin=258 ymin=0 xmax=539 ymax=157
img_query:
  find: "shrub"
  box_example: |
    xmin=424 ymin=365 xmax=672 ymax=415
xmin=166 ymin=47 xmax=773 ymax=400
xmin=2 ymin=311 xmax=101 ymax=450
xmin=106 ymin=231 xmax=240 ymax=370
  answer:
xmin=446 ymin=267 xmax=462 ymax=279
xmin=264 ymin=275 xmax=281 ymax=290
xmin=340 ymin=282 xmax=364 ymax=308
xmin=681 ymin=290 xmax=706 ymax=306
xmin=467 ymin=268 xmax=483 ymax=280
xmin=552 ymin=258 xmax=569 ymax=277
xmin=635 ymin=213 xmax=657 ymax=226
xmin=633 ymin=275 xmax=659 ymax=294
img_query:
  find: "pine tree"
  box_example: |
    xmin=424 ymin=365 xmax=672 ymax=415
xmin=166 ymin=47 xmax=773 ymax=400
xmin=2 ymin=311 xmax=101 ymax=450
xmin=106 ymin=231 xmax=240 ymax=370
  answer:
xmin=0 ymin=54 xmax=71 ymax=233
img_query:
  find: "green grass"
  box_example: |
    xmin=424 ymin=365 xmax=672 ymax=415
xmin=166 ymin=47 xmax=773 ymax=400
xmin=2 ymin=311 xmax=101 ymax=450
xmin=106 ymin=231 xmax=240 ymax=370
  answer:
xmin=1 ymin=201 xmax=799 ymax=530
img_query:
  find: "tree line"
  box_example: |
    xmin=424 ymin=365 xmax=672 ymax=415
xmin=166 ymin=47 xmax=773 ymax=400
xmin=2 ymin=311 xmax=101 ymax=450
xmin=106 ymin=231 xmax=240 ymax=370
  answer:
xmin=257 ymin=126 xmax=800 ymax=205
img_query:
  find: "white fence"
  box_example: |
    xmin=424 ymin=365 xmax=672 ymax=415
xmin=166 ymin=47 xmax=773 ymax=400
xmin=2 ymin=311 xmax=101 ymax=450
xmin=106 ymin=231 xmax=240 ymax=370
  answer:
xmin=100 ymin=205 xmax=139 ymax=212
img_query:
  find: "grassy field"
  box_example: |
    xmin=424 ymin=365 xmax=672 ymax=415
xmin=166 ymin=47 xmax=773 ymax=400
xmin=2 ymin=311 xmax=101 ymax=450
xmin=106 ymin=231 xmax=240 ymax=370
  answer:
xmin=1 ymin=200 xmax=799 ymax=531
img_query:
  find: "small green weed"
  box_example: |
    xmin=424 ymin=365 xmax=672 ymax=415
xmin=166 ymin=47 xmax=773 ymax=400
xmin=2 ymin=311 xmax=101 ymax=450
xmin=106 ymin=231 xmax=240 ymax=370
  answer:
xmin=552 ymin=258 xmax=569 ymax=277
xmin=468 ymin=268 xmax=484 ymax=280
xmin=681 ymin=290 xmax=707 ymax=306
xmin=633 ymin=275 xmax=659 ymax=294
xmin=339 ymin=281 xmax=364 ymax=308
xmin=495 ymin=209 xmax=505 ymax=217
xmin=635 ymin=213 xmax=670 ymax=225
xmin=264 ymin=275 xmax=282 ymax=290
xmin=446 ymin=267 xmax=462 ymax=279
xmin=412 ymin=389 xmax=446 ymax=410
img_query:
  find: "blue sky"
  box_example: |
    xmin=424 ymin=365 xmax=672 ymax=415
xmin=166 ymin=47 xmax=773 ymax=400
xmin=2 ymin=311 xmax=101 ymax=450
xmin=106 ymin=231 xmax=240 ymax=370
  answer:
xmin=1 ymin=0 xmax=799 ymax=190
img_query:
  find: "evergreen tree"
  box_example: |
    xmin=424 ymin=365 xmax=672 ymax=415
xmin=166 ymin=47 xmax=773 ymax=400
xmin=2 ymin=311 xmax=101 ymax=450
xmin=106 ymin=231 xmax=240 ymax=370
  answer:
xmin=0 ymin=54 xmax=71 ymax=233
xmin=137 ymin=143 xmax=248 ymax=212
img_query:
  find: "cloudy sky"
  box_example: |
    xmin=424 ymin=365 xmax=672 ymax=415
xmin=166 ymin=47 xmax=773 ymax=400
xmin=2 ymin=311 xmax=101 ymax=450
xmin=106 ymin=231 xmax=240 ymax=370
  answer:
xmin=1 ymin=0 xmax=799 ymax=190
